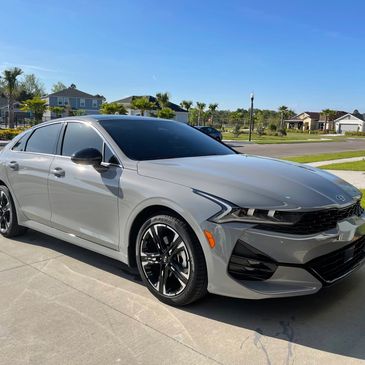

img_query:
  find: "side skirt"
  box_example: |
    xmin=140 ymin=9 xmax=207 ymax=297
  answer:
xmin=22 ymin=220 xmax=128 ymax=264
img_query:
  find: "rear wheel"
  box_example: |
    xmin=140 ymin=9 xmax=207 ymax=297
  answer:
xmin=0 ymin=185 xmax=27 ymax=238
xmin=136 ymin=214 xmax=207 ymax=306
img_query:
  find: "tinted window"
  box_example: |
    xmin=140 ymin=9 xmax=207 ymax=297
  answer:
xmin=26 ymin=124 xmax=62 ymax=154
xmin=100 ymin=119 xmax=235 ymax=161
xmin=12 ymin=133 xmax=29 ymax=151
xmin=62 ymin=122 xmax=103 ymax=156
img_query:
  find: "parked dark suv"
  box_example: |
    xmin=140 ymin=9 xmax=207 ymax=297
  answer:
xmin=195 ymin=126 xmax=222 ymax=141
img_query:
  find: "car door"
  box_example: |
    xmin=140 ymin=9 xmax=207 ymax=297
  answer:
xmin=5 ymin=123 xmax=63 ymax=225
xmin=48 ymin=121 xmax=122 ymax=250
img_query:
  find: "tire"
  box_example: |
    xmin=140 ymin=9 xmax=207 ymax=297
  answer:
xmin=0 ymin=185 xmax=27 ymax=238
xmin=136 ymin=214 xmax=207 ymax=306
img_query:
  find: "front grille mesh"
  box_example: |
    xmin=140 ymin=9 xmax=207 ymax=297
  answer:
xmin=258 ymin=201 xmax=364 ymax=235
xmin=308 ymin=235 xmax=365 ymax=283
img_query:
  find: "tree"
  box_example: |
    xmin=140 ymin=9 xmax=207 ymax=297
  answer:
xmin=321 ymin=109 xmax=337 ymax=131
xmin=73 ymin=109 xmax=86 ymax=116
xmin=196 ymin=102 xmax=206 ymax=125
xmin=49 ymin=106 xmax=65 ymax=118
xmin=51 ymin=82 xmax=67 ymax=93
xmin=19 ymin=74 xmax=45 ymax=100
xmin=0 ymin=67 xmax=23 ymax=128
xmin=208 ymin=103 xmax=218 ymax=124
xmin=278 ymin=105 xmax=289 ymax=129
xmin=99 ymin=102 xmax=127 ymax=115
xmin=131 ymin=97 xmax=155 ymax=116
xmin=155 ymin=92 xmax=170 ymax=109
xmin=180 ymin=100 xmax=193 ymax=112
xmin=157 ymin=107 xmax=175 ymax=119
xmin=20 ymin=96 xmax=47 ymax=122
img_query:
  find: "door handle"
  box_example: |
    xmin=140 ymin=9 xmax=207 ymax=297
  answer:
xmin=50 ymin=167 xmax=65 ymax=177
xmin=8 ymin=161 xmax=19 ymax=170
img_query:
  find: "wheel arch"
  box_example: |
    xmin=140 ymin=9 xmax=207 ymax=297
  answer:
xmin=127 ymin=204 xmax=202 ymax=268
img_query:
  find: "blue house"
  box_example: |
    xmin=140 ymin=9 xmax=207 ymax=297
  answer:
xmin=42 ymin=85 xmax=104 ymax=120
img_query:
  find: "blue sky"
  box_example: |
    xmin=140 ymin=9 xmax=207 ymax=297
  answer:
xmin=1 ymin=0 xmax=365 ymax=112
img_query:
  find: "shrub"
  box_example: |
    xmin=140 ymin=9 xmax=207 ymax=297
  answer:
xmin=256 ymin=125 xmax=266 ymax=136
xmin=268 ymin=123 xmax=277 ymax=133
xmin=345 ymin=131 xmax=365 ymax=136
xmin=0 ymin=128 xmax=25 ymax=140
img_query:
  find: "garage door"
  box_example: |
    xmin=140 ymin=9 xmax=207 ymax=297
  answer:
xmin=338 ymin=123 xmax=359 ymax=132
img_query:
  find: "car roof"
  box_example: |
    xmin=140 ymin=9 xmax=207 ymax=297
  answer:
xmin=35 ymin=114 xmax=180 ymax=127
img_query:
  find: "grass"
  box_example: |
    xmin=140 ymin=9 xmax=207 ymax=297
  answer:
xmin=284 ymin=150 xmax=365 ymax=163
xmin=222 ymin=132 xmax=346 ymax=144
xmin=361 ymin=190 xmax=365 ymax=208
xmin=319 ymin=159 xmax=365 ymax=171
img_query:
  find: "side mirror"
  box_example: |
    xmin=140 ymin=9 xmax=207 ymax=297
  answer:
xmin=71 ymin=148 xmax=102 ymax=166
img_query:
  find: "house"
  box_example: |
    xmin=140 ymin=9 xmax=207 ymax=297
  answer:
xmin=286 ymin=111 xmax=347 ymax=131
xmin=42 ymin=85 xmax=104 ymax=120
xmin=334 ymin=113 xmax=365 ymax=133
xmin=0 ymin=97 xmax=31 ymax=127
xmin=113 ymin=95 xmax=189 ymax=123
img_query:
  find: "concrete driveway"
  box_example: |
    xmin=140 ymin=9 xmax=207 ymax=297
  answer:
xmin=0 ymin=231 xmax=364 ymax=364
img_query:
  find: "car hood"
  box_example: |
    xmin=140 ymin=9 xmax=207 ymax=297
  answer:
xmin=137 ymin=154 xmax=361 ymax=210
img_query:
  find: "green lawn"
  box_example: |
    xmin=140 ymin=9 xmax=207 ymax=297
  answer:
xmin=284 ymin=150 xmax=365 ymax=163
xmin=222 ymin=132 xmax=346 ymax=144
xmin=319 ymin=159 xmax=365 ymax=171
xmin=361 ymin=190 xmax=365 ymax=208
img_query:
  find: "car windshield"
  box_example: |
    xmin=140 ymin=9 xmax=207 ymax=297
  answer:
xmin=99 ymin=119 xmax=234 ymax=161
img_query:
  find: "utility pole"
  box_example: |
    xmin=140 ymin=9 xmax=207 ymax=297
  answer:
xmin=248 ymin=93 xmax=254 ymax=142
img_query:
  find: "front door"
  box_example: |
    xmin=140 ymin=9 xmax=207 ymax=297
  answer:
xmin=48 ymin=122 xmax=121 ymax=250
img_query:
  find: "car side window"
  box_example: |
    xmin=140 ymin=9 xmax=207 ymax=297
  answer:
xmin=25 ymin=124 xmax=62 ymax=154
xmin=104 ymin=143 xmax=119 ymax=164
xmin=62 ymin=122 xmax=103 ymax=156
xmin=12 ymin=133 xmax=29 ymax=151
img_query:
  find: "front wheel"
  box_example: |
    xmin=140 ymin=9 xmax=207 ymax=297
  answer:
xmin=136 ymin=214 xmax=207 ymax=306
xmin=0 ymin=185 xmax=27 ymax=238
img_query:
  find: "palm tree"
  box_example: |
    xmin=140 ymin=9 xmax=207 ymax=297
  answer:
xmin=196 ymin=102 xmax=206 ymax=125
xmin=208 ymin=103 xmax=218 ymax=124
xmin=99 ymin=102 xmax=127 ymax=115
xmin=1 ymin=67 xmax=23 ymax=128
xmin=157 ymin=107 xmax=175 ymax=119
xmin=20 ymin=96 xmax=47 ymax=123
xmin=131 ymin=97 xmax=156 ymax=116
xmin=180 ymin=100 xmax=193 ymax=112
xmin=155 ymin=92 xmax=170 ymax=109
xmin=278 ymin=105 xmax=289 ymax=129
xmin=321 ymin=109 xmax=337 ymax=131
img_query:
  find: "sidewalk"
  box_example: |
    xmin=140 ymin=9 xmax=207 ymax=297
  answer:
xmin=307 ymin=157 xmax=365 ymax=189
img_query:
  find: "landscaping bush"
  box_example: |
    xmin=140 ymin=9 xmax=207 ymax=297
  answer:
xmin=268 ymin=123 xmax=277 ymax=133
xmin=345 ymin=131 xmax=365 ymax=137
xmin=0 ymin=129 xmax=26 ymax=140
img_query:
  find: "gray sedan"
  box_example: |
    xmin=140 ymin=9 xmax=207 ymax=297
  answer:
xmin=0 ymin=115 xmax=364 ymax=306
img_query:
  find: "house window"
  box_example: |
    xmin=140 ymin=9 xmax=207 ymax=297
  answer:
xmin=80 ymin=98 xmax=85 ymax=107
xmin=92 ymin=99 xmax=98 ymax=108
xmin=64 ymin=97 xmax=69 ymax=106
xmin=57 ymin=97 xmax=64 ymax=105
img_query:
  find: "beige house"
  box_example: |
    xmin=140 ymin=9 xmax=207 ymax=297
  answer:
xmin=286 ymin=111 xmax=347 ymax=131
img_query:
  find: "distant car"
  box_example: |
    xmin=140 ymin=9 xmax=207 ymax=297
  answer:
xmin=195 ymin=126 xmax=222 ymax=141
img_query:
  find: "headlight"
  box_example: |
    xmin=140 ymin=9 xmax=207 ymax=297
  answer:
xmin=194 ymin=190 xmax=302 ymax=225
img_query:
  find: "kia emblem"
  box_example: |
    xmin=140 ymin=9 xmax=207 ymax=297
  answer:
xmin=336 ymin=195 xmax=346 ymax=202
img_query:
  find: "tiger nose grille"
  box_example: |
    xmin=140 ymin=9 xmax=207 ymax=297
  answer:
xmin=308 ymin=235 xmax=365 ymax=284
xmin=258 ymin=201 xmax=364 ymax=235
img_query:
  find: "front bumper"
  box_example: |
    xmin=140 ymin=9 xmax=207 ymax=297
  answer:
xmin=202 ymin=213 xmax=365 ymax=299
